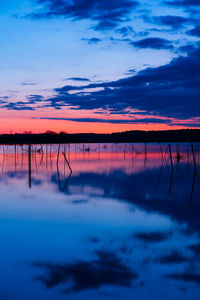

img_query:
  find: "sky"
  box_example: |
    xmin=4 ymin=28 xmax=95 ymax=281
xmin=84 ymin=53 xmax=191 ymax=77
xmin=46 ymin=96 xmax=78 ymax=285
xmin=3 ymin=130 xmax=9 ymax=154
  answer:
xmin=0 ymin=0 xmax=200 ymax=133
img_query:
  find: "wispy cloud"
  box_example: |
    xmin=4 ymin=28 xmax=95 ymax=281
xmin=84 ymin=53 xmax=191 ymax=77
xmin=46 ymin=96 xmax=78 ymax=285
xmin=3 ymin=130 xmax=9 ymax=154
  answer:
xmin=35 ymin=116 xmax=173 ymax=124
xmin=28 ymin=0 xmax=139 ymax=30
xmin=81 ymin=37 xmax=102 ymax=44
xmin=66 ymin=77 xmax=91 ymax=82
xmin=165 ymin=0 xmax=200 ymax=7
xmin=130 ymin=37 xmax=174 ymax=49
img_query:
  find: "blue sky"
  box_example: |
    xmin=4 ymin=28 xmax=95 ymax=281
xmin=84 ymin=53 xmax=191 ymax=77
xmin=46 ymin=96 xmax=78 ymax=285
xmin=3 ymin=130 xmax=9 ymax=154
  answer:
xmin=0 ymin=0 xmax=200 ymax=133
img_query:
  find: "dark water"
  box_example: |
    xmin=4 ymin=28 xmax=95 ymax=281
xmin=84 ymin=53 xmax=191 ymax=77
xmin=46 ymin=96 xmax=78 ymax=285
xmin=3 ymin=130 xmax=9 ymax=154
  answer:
xmin=0 ymin=143 xmax=200 ymax=300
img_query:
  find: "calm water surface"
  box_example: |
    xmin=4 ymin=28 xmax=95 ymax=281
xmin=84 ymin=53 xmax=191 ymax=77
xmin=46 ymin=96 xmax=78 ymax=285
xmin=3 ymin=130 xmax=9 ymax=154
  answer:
xmin=0 ymin=143 xmax=200 ymax=300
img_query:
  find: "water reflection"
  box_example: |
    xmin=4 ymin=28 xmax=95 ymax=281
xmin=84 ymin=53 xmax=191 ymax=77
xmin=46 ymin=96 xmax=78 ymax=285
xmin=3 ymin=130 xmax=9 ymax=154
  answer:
xmin=0 ymin=143 xmax=200 ymax=299
xmin=33 ymin=250 xmax=137 ymax=292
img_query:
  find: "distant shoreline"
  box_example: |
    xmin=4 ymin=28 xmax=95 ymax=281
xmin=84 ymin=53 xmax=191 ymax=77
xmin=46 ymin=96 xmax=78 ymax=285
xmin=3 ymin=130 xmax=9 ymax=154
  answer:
xmin=0 ymin=129 xmax=200 ymax=144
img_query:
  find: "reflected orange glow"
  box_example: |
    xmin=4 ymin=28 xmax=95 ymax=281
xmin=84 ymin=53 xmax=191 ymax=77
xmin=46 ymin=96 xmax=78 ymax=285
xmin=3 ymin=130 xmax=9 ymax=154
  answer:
xmin=0 ymin=143 xmax=189 ymax=180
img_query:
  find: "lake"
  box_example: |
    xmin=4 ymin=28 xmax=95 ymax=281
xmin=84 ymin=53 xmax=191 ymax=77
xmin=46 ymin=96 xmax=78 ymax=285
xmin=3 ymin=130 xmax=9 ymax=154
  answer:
xmin=0 ymin=143 xmax=200 ymax=300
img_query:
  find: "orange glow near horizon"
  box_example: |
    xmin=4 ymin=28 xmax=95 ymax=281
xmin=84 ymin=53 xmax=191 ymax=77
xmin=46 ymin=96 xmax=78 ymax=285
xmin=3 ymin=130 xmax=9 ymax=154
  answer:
xmin=0 ymin=108 xmax=199 ymax=133
xmin=0 ymin=117 xmax=196 ymax=134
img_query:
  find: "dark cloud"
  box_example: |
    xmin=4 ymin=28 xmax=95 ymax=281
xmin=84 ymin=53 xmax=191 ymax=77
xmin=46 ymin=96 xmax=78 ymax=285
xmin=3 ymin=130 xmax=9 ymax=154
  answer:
xmin=115 ymin=25 xmax=135 ymax=36
xmin=46 ymin=46 xmax=200 ymax=121
xmin=29 ymin=0 xmax=139 ymax=30
xmin=156 ymin=251 xmax=189 ymax=264
xmin=131 ymin=37 xmax=173 ymax=49
xmin=166 ymin=272 xmax=200 ymax=284
xmin=67 ymin=77 xmax=91 ymax=82
xmin=134 ymin=231 xmax=172 ymax=243
xmin=109 ymin=36 xmax=132 ymax=43
xmin=153 ymin=15 xmax=190 ymax=29
xmin=0 ymin=94 xmax=44 ymax=111
xmin=178 ymin=44 xmax=198 ymax=54
xmin=3 ymin=102 xmax=34 ymax=111
xmin=125 ymin=68 xmax=137 ymax=75
xmin=22 ymin=82 xmax=37 ymax=86
xmin=88 ymin=237 xmax=100 ymax=243
xmin=32 ymin=250 xmax=137 ymax=292
xmin=37 ymin=116 xmax=172 ymax=124
xmin=27 ymin=94 xmax=44 ymax=104
xmin=171 ymin=121 xmax=200 ymax=127
xmin=71 ymin=199 xmax=89 ymax=204
xmin=0 ymin=98 xmax=7 ymax=105
xmin=81 ymin=37 xmax=102 ymax=44
xmin=188 ymin=243 xmax=200 ymax=256
xmin=165 ymin=0 xmax=200 ymax=6
xmin=187 ymin=25 xmax=200 ymax=36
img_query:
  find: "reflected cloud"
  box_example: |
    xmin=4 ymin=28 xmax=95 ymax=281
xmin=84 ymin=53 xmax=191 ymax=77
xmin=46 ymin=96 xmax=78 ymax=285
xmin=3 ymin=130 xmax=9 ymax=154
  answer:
xmin=88 ymin=237 xmax=101 ymax=244
xmin=32 ymin=250 xmax=137 ymax=293
xmin=188 ymin=244 xmax=200 ymax=256
xmin=134 ymin=231 xmax=172 ymax=243
xmin=166 ymin=272 xmax=200 ymax=285
xmin=71 ymin=199 xmax=89 ymax=204
xmin=156 ymin=251 xmax=189 ymax=264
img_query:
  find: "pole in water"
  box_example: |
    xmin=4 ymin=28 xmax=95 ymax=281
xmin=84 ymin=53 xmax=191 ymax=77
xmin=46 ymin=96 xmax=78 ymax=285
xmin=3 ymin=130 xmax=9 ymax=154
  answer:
xmin=168 ymin=144 xmax=174 ymax=196
xmin=28 ymin=144 xmax=32 ymax=188
xmin=189 ymin=143 xmax=197 ymax=208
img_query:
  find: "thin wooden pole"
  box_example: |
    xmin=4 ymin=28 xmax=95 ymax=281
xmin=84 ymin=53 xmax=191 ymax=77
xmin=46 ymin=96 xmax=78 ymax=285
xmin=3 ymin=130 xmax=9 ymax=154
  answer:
xmin=189 ymin=143 xmax=197 ymax=208
xmin=168 ymin=144 xmax=174 ymax=196
xmin=57 ymin=144 xmax=61 ymax=192
xmin=28 ymin=144 xmax=31 ymax=188
xmin=62 ymin=152 xmax=72 ymax=173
